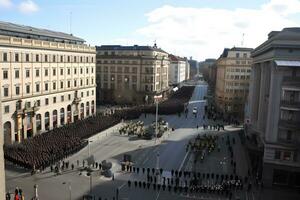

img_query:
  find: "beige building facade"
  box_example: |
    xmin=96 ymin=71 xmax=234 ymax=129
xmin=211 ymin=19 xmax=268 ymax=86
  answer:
xmin=247 ymin=28 xmax=300 ymax=187
xmin=96 ymin=45 xmax=169 ymax=104
xmin=215 ymin=47 xmax=252 ymax=119
xmin=0 ymin=90 xmax=5 ymax=200
xmin=0 ymin=22 xmax=96 ymax=144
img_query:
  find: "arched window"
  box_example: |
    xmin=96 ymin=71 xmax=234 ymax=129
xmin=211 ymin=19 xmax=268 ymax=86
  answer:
xmin=67 ymin=105 xmax=72 ymax=123
xmin=91 ymin=100 xmax=95 ymax=115
xmin=80 ymin=103 xmax=84 ymax=119
xmin=36 ymin=114 xmax=42 ymax=132
xmin=45 ymin=112 xmax=50 ymax=131
xmin=60 ymin=108 xmax=65 ymax=125
xmin=53 ymin=110 xmax=58 ymax=128
xmin=86 ymin=102 xmax=90 ymax=116
xmin=3 ymin=121 xmax=11 ymax=144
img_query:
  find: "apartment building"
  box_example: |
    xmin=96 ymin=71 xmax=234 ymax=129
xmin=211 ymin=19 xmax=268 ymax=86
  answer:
xmin=215 ymin=47 xmax=253 ymax=119
xmin=168 ymin=54 xmax=187 ymax=85
xmin=0 ymin=93 xmax=4 ymax=200
xmin=0 ymin=21 xmax=96 ymax=144
xmin=96 ymin=45 xmax=169 ymax=104
xmin=247 ymin=28 xmax=300 ymax=187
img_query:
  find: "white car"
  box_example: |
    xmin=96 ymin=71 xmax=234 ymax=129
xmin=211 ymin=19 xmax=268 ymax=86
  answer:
xmin=193 ymin=107 xmax=197 ymax=114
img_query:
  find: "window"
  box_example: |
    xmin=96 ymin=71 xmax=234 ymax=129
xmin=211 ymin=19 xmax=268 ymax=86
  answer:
xmin=74 ymin=56 xmax=77 ymax=62
xmin=283 ymin=151 xmax=292 ymax=161
xmin=68 ymin=94 xmax=71 ymax=100
xmin=15 ymin=70 xmax=19 ymax=78
xmin=26 ymin=70 xmax=30 ymax=78
xmin=3 ymin=52 xmax=7 ymax=62
xmin=80 ymin=68 xmax=83 ymax=74
xmin=60 ymin=81 xmax=64 ymax=89
xmin=53 ymin=97 xmax=56 ymax=103
xmin=3 ymin=88 xmax=9 ymax=97
xmin=67 ymin=68 xmax=70 ymax=75
xmin=36 ymin=54 xmax=39 ymax=62
xmin=81 ymin=92 xmax=84 ymax=98
xmin=26 ymin=54 xmax=30 ymax=62
xmin=36 ymin=69 xmax=40 ymax=77
xmin=87 ymin=91 xmax=89 ymax=97
xmin=15 ymin=53 xmax=19 ymax=62
xmin=86 ymin=79 xmax=89 ymax=85
xmin=26 ymin=85 xmax=30 ymax=94
xmin=74 ymin=80 xmax=77 ymax=87
xmin=92 ymin=90 xmax=94 ymax=95
xmin=243 ymin=53 xmax=247 ymax=58
xmin=68 ymin=81 xmax=70 ymax=88
xmin=91 ymin=67 xmax=94 ymax=73
xmin=74 ymin=68 xmax=77 ymax=74
xmin=45 ymin=55 xmax=48 ymax=62
xmin=275 ymin=150 xmax=281 ymax=159
xmin=4 ymin=105 xmax=9 ymax=113
xmin=236 ymin=53 xmax=240 ymax=58
xmin=68 ymin=56 xmax=70 ymax=62
xmin=3 ymin=71 xmax=8 ymax=79
xmin=61 ymin=95 xmax=64 ymax=102
xmin=53 ymin=69 xmax=56 ymax=76
xmin=45 ymin=69 xmax=48 ymax=76
xmin=60 ymin=68 xmax=64 ymax=75
xmin=287 ymin=131 xmax=292 ymax=141
xmin=45 ymin=98 xmax=49 ymax=105
xmin=80 ymin=56 xmax=83 ymax=62
xmin=53 ymin=82 xmax=56 ymax=90
xmin=60 ymin=55 xmax=63 ymax=62
xmin=36 ymin=84 xmax=40 ymax=92
xmin=80 ymin=79 xmax=83 ymax=86
xmin=36 ymin=100 xmax=41 ymax=107
xmin=45 ymin=83 xmax=48 ymax=91
xmin=53 ymin=55 xmax=56 ymax=62
xmin=15 ymin=86 xmax=20 ymax=95
xmin=86 ymin=68 xmax=89 ymax=74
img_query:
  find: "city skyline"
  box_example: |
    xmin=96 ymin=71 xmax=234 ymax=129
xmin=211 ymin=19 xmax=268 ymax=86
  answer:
xmin=1 ymin=0 xmax=300 ymax=60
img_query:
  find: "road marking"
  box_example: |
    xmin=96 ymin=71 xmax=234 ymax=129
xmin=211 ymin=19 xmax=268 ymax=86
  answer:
xmin=119 ymin=182 xmax=126 ymax=190
xmin=155 ymin=188 xmax=162 ymax=200
xmin=178 ymin=150 xmax=190 ymax=171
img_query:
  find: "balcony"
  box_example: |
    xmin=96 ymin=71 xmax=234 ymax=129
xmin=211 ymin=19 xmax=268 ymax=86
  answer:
xmin=73 ymin=97 xmax=81 ymax=104
xmin=278 ymin=119 xmax=300 ymax=130
xmin=280 ymin=100 xmax=300 ymax=110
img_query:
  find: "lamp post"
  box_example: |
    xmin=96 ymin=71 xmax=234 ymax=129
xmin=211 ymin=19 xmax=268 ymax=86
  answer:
xmin=154 ymin=94 xmax=162 ymax=177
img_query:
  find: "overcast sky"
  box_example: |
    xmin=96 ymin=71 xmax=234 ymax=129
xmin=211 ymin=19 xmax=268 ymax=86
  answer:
xmin=1 ymin=0 xmax=300 ymax=60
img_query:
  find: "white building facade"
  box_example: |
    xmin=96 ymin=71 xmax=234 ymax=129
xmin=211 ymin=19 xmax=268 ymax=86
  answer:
xmin=168 ymin=54 xmax=187 ymax=85
xmin=0 ymin=22 xmax=96 ymax=144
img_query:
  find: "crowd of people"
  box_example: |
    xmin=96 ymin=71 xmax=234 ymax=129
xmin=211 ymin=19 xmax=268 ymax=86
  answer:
xmin=4 ymin=86 xmax=195 ymax=170
xmin=124 ymin=165 xmax=245 ymax=199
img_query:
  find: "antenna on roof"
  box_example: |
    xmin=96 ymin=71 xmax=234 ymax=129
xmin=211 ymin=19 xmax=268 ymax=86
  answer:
xmin=153 ymin=39 xmax=157 ymax=48
xmin=69 ymin=11 xmax=72 ymax=35
xmin=241 ymin=33 xmax=245 ymax=47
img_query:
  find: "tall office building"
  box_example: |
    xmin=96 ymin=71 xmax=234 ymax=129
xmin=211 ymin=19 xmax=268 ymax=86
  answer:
xmin=96 ymin=45 xmax=170 ymax=104
xmin=247 ymin=28 xmax=300 ymax=187
xmin=215 ymin=47 xmax=253 ymax=119
xmin=0 ymin=21 xmax=96 ymax=144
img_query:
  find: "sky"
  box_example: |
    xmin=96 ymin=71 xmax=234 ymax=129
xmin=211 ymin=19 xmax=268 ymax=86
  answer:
xmin=1 ymin=0 xmax=300 ymax=61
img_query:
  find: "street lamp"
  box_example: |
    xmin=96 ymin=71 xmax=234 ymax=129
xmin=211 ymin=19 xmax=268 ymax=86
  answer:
xmin=154 ymin=94 xmax=162 ymax=178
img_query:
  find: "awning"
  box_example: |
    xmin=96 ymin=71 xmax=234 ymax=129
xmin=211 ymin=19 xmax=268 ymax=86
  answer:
xmin=275 ymin=60 xmax=300 ymax=67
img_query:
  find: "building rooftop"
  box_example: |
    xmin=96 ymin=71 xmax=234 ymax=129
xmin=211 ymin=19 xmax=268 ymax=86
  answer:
xmin=0 ymin=21 xmax=85 ymax=44
xmin=253 ymin=27 xmax=300 ymax=57
xmin=219 ymin=47 xmax=253 ymax=58
xmin=96 ymin=45 xmax=168 ymax=54
xmin=169 ymin=54 xmax=186 ymax=61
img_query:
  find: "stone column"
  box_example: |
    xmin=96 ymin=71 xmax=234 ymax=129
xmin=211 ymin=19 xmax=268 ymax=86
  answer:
xmin=265 ymin=63 xmax=282 ymax=143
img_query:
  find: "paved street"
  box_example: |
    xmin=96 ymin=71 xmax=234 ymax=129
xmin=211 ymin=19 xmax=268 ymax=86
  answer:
xmin=6 ymin=83 xmax=298 ymax=200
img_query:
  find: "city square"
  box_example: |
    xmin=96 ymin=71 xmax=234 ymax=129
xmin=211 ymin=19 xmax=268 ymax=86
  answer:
xmin=1 ymin=1 xmax=300 ymax=200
